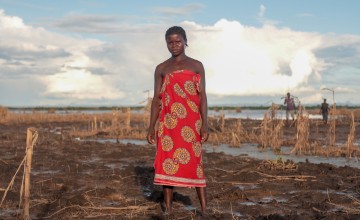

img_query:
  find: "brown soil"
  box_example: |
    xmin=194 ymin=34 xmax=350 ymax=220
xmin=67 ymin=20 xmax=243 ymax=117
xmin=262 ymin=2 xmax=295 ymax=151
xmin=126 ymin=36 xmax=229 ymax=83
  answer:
xmin=1 ymin=119 xmax=360 ymax=220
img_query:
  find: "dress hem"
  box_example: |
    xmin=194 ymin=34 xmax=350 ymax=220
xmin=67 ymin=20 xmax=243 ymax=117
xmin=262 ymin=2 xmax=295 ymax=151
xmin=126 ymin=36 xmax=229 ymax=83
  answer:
xmin=154 ymin=180 xmax=206 ymax=188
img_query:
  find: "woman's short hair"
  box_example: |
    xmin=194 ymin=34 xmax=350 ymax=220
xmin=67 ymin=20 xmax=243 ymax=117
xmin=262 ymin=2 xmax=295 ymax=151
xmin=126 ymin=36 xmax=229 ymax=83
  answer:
xmin=165 ymin=26 xmax=188 ymax=46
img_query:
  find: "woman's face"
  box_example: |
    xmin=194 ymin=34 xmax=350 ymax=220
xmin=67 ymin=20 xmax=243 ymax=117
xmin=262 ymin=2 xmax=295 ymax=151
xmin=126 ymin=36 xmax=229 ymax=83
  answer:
xmin=166 ymin=34 xmax=186 ymax=56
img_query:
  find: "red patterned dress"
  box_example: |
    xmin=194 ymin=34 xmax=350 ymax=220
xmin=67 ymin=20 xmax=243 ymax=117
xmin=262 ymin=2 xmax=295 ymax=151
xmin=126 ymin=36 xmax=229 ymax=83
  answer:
xmin=154 ymin=69 xmax=206 ymax=187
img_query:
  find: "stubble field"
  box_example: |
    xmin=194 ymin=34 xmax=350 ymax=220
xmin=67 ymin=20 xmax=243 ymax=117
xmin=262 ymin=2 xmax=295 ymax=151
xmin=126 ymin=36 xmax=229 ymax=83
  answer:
xmin=1 ymin=108 xmax=360 ymax=219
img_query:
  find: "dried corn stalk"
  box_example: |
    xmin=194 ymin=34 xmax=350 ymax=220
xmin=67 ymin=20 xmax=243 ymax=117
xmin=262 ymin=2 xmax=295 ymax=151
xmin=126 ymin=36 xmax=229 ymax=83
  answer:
xmin=292 ymin=113 xmax=310 ymax=155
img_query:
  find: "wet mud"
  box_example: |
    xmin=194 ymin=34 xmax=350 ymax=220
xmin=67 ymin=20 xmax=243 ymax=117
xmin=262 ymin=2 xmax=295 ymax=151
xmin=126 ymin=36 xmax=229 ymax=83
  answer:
xmin=0 ymin=120 xmax=360 ymax=219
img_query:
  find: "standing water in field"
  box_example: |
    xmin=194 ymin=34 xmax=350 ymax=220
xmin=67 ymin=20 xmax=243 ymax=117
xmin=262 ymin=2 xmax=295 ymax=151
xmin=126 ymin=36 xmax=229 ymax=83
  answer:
xmin=77 ymin=138 xmax=360 ymax=169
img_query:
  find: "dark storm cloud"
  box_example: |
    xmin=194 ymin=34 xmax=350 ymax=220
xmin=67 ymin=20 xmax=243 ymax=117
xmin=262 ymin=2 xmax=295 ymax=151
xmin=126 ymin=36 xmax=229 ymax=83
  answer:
xmin=0 ymin=64 xmax=56 ymax=78
xmin=0 ymin=50 xmax=11 ymax=60
xmin=0 ymin=45 xmax=70 ymax=61
xmin=87 ymin=67 xmax=112 ymax=76
xmin=53 ymin=14 xmax=119 ymax=33
xmin=58 ymin=64 xmax=112 ymax=76
xmin=0 ymin=44 xmax=71 ymax=78
xmin=52 ymin=13 xmax=163 ymax=34
xmin=315 ymin=45 xmax=358 ymax=62
xmin=277 ymin=61 xmax=292 ymax=76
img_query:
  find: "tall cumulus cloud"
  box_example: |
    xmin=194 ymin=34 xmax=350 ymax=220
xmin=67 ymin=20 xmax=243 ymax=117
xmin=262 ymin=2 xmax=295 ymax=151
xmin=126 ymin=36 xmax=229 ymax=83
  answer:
xmin=1 ymin=9 xmax=360 ymax=106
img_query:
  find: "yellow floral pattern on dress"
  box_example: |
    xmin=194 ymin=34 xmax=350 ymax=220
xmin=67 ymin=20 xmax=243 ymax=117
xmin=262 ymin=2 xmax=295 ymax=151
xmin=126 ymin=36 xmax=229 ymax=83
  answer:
xmin=181 ymin=126 xmax=195 ymax=143
xmin=195 ymin=119 xmax=202 ymax=135
xmin=155 ymin=70 xmax=205 ymax=186
xmin=192 ymin=142 xmax=201 ymax=157
xmin=174 ymin=83 xmax=186 ymax=98
xmin=196 ymin=164 xmax=203 ymax=178
xmin=158 ymin=122 xmax=164 ymax=137
xmin=163 ymin=158 xmax=179 ymax=175
xmin=184 ymin=80 xmax=197 ymax=95
xmin=187 ymin=99 xmax=199 ymax=113
xmin=164 ymin=113 xmax=177 ymax=129
xmin=171 ymin=102 xmax=187 ymax=119
xmin=160 ymin=75 xmax=170 ymax=94
xmin=165 ymin=92 xmax=170 ymax=106
xmin=161 ymin=135 xmax=174 ymax=151
xmin=173 ymin=148 xmax=190 ymax=165
xmin=193 ymin=75 xmax=201 ymax=93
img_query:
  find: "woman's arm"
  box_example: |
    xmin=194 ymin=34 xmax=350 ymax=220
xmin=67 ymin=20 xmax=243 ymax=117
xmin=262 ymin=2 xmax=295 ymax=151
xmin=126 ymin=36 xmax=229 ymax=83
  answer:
xmin=147 ymin=66 xmax=163 ymax=144
xmin=197 ymin=62 xmax=209 ymax=143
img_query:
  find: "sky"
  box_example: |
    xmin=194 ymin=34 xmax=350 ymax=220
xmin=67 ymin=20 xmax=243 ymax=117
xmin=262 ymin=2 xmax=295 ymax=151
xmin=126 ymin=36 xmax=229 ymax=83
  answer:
xmin=0 ymin=0 xmax=360 ymax=107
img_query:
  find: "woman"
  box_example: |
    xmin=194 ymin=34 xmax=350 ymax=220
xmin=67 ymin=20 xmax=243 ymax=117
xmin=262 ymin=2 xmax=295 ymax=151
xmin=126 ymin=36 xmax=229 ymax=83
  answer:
xmin=147 ymin=26 xmax=209 ymax=215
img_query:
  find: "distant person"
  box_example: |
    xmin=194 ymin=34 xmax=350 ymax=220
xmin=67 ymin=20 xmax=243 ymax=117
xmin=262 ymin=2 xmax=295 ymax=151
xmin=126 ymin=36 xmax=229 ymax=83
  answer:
xmin=283 ymin=92 xmax=296 ymax=124
xmin=147 ymin=26 xmax=208 ymax=216
xmin=320 ymin=99 xmax=330 ymax=124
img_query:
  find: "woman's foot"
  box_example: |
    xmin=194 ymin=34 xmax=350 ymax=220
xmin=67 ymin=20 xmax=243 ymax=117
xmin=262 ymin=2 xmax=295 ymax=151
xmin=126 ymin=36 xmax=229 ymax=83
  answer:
xmin=196 ymin=210 xmax=209 ymax=220
xmin=160 ymin=201 xmax=172 ymax=213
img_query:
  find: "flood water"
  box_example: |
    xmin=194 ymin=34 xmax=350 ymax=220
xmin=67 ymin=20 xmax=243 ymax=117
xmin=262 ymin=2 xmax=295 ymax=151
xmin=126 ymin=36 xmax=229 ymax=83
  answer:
xmin=208 ymin=109 xmax=322 ymax=120
xmin=78 ymin=138 xmax=360 ymax=169
xmin=11 ymin=108 xmax=323 ymax=120
xmin=204 ymin=143 xmax=360 ymax=169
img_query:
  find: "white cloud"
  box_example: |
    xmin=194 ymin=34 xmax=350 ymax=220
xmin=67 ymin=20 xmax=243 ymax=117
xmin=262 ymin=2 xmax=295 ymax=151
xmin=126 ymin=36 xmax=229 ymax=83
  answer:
xmin=0 ymin=9 xmax=126 ymax=104
xmin=183 ymin=19 xmax=325 ymax=96
xmin=0 ymin=9 xmax=26 ymax=28
xmin=333 ymin=87 xmax=356 ymax=93
xmin=256 ymin=4 xmax=278 ymax=26
xmin=258 ymin=4 xmax=266 ymax=18
xmin=42 ymin=68 xmax=124 ymax=99
xmin=301 ymin=92 xmax=323 ymax=104
xmin=1 ymin=8 xmax=360 ymax=106
xmin=40 ymin=54 xmax=124 ymax=99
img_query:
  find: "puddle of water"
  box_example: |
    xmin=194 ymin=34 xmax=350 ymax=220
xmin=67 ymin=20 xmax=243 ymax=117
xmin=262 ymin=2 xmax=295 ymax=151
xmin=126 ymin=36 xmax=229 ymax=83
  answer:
xmin=289 ymin=189 xmax=355 ymax=197
xmin=319 ymin=189 xmax=356 ymax=196
xmin=76 ymin=138 xmax=148 ymax=146
xmin=0 ymin=209 xmax=36 ymax=219
xmin=204 ymin=143 xmax=360 ymax=169
xmin=275 ymin=198 xmax=288 ymax=203
xmin=232 ymin=212 xmax=242 ymax=217
xmin=32 ymin=170 xmax=61 ymax=175
xmin=184 ymin=205 xmax=197 ymax=211
xmin=0 ymin=209 xmax=18 ymax=217
xmin=1 ymin=154 xmax=16 ymax=160
xmin=143 ymin=191 xmax=152 ymax=198
xmin=76 ymin=138 xmax=360 ymax=169
xmin=82 ymin=157 xmax=102 ymax=163
xmin=259 ymin=196 xmax=288 ymax=204
xmin=43 ymin=127 xmax=63 ymax=134
xmin=240 ymin=201 xmax=257 ymax=206
xmin=104 ymin=163 xmax=126 ymax=170
xmin=236 ymin=184 xmax=258 ymax=190
xmin=259 ymin=197 xmax=273 ymax=204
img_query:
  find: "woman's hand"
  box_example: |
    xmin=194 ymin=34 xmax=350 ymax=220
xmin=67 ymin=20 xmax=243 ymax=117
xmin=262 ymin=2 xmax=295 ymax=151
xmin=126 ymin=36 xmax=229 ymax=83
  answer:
xmin=200 ymin=125 xmax=209 ymax=143
xmin=147 ymin=129 xmax=156 ymax=144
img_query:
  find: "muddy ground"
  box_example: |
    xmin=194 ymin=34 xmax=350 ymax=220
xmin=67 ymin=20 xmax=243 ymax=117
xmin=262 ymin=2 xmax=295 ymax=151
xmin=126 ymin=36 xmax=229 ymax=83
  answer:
xmin=1 ymin=119 xmax=360 ymax=220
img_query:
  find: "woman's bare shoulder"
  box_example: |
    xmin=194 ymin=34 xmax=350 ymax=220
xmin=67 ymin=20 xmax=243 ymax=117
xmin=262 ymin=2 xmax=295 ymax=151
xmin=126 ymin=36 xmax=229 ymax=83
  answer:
xmin=155 ymin=59 xmax=171 ymax=75
xmin=187 ymin=57 xmax=202 ymax=65
xmin=187 ymin=57 xmax=204 ymax=73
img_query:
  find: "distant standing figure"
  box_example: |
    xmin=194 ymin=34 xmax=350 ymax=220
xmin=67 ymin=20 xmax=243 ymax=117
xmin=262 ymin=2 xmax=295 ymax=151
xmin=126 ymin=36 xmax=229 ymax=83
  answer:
xmin=320 ymin=99 xmax=330 ymax=124
xmin=284 ymin=92 xmax=296 ymax=123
